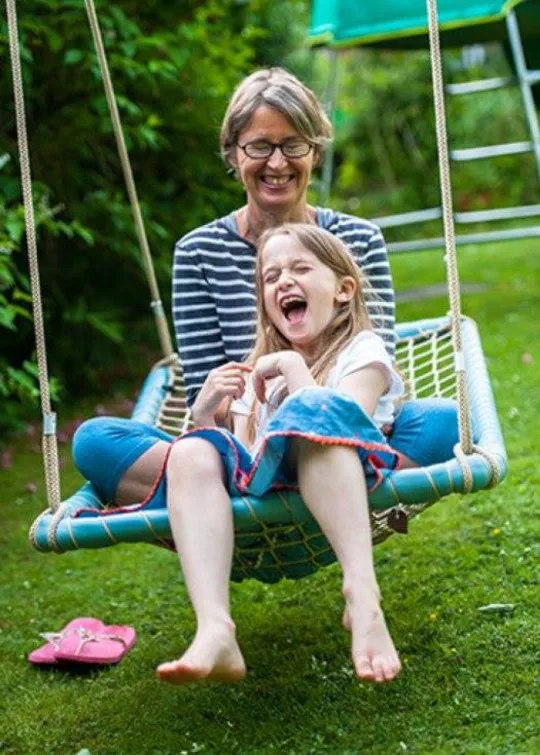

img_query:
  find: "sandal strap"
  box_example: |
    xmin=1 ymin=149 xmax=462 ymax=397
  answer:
xmin=39 ymin=626 xmax=128 ymax=655
xmin=39 ymin=629 xmax=76 ymax=650
xmin=74 ymin=627 xmax=128 ymax=656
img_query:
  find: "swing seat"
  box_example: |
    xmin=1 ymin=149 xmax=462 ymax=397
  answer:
xmin=29 ymin=316 xmax=507 ymax=583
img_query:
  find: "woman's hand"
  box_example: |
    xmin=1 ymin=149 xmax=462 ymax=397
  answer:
xmin=192 ymin=362 xmax=252 ymax=427
xmin=252 ymin=351 xmax=314 ymax=403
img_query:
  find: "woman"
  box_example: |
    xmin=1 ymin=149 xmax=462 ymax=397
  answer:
xmin=74 ymin=69 xmax=458 ymax=525
xmin=171 ymin=67 xmax=458 ymax=466
xmin=173 ymin=67 xmax=395 ymax=407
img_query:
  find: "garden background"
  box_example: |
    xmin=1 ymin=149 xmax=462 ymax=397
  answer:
xmin=1 ymin=1 xmax=539 ymax=753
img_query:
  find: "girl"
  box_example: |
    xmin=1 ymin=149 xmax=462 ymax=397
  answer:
xmin=156 ymin=224 xmax=404 ymax=686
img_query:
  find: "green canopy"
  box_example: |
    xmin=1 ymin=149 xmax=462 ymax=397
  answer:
xmin=309 ymin=0 xmax=540 ymax=49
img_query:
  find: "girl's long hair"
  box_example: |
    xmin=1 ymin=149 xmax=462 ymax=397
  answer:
xmin=245 ymin=224 xmax=372 ymax=442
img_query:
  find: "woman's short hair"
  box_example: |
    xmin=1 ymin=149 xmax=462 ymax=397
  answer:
xmin=220 ymin=67 xmax=333 ymax=169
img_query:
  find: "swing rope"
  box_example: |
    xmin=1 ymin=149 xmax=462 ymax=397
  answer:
xmin=426 ymin=0 xmax=473 ymax=458
xmin=6 ymin=0 xmax=61 ymax=511
xmin=83 ymin=0 xmax=175 ymax=361
xmin=7 ymin=0 xmax=502 ymax=536
xmin=426 ymin=0 xmax=502 ymax=490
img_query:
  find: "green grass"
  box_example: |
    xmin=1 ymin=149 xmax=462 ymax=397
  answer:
xmin=1 ymin=240 xmax=539 ymax=755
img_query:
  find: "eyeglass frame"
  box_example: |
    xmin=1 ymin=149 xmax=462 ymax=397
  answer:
xmin=236 ymin=138 xmax=314 ymax=160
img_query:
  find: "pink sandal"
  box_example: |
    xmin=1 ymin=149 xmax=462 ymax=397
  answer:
xmin=28 ymin=617 xmax=136 ymax=666
xmin=28 ymin=617 xmax=103 ymax=665
xmin=54 ymin=622 xmax=136 ymax=664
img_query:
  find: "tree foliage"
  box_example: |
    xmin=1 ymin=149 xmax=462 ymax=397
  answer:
xmin=2 ymin=0 xmax=536 ymax=437
xmin=0 ymin=0 xmax=308 ymax=435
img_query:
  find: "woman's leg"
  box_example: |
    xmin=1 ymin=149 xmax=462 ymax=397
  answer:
xmin=72 ymin=417 xmax=173 ymax=504
xmin=296 ymin=440 xmax=401 ymax=683
xmin=156 ymin=437 xmax=246 ymax=685
xmin=114 ymin=441 xmax=170 ymax=505
xmin=389 ymin=398 xmax=461 ymax=468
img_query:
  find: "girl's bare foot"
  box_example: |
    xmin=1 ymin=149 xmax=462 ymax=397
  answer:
xmin=342 ymin=588 xmax=401 ymax=683
xmin=156 ymin=625 xmax=246 ymax=685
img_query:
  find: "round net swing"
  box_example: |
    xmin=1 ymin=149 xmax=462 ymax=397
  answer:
xmin=6 ymin=0 xmax=508 ymax=584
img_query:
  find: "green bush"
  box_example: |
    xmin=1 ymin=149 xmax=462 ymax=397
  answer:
xmin=1 ymin=0 xmax=306 ymax=436
xmin=0 ymin=158 xmax=66 ymax=435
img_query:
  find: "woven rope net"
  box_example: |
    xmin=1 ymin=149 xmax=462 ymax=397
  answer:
xmin=154 ymin=325 xmax=458 ymax=438
xmin=142 ymin=322 xmax=464 ymax=582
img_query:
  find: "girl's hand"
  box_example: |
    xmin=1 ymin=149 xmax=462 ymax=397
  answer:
xmin=252 ymin=352 xmax=312 ymax=403
xmin=192 ymin=362 xmax=252 ymax=426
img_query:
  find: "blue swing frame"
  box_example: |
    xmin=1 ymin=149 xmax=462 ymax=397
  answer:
xmin=30 ymin=315 xmax=507 ymax=584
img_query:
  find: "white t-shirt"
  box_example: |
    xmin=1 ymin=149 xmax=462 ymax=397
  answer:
xmin=231 ymin=330 xmax=404 ymax=449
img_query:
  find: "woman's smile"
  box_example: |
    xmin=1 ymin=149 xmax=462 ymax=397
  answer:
xmin=260 ymin=173 xmax=294 ymax=188
xmin=234 ymin=106 xmax=316 ymax=219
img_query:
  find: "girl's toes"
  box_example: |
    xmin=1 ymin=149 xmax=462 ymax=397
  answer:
xmin=372 ymin=656 xmax=387 ymax=683
xmin=354 ymin=656 xmax=375 ymax=681
xmin=382 ymin=656 xmax=401 ymax=681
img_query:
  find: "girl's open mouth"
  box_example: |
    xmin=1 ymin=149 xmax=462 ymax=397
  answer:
xmin=281 ymin=297 xmax=307 ymax=325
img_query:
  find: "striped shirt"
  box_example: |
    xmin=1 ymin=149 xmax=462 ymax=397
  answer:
xmin=172 ymin=208 xmax=396 ymax=406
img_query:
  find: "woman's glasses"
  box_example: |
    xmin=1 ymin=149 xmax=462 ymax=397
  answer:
xmin=237 ymin=138 xmax=313 ymax=160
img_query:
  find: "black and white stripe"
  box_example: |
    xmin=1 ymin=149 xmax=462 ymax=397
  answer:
xmin=172 ymin=209 xmax=396 ymax=405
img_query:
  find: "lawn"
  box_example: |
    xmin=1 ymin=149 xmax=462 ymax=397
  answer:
xmin=1 ymin=239 xmax=539 ymax=755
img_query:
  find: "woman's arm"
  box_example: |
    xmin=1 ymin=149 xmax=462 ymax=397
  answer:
xmin=360 ymin=226 xmax=396 ymax=357
xmin=173 ymin=241 xmax=227 ymax=406
xmin=333 ymin=216 xmax=396 ymax=357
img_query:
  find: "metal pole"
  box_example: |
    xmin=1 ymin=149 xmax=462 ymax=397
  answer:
xmin=506 ymin=10 xmax=540 ymax=183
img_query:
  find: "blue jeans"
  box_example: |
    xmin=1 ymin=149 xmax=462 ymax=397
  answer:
xmin=388 ymin=398 xmax=461 ymax=467
xmin=72 ymin=398 xmax=461 ymax=504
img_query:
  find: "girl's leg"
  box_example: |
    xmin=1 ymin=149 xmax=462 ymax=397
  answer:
xmin=156 ymin=437 xmax=246 ymax=685
xmin=296 ymin=440 xmax=401 ymax=683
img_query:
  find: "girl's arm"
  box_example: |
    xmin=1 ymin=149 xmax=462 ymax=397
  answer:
xmin=231 ymin=353 xmax=313 ymax=447
xmin=192 ymin=362 xmax=252 ymax=427
xmin=336 ymin=365 xmax=389 ymax=417
xmin=232 ymin=413 xmax=250 ymax=447
xmin=252 ymin=352 xmax=315 ymax=403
